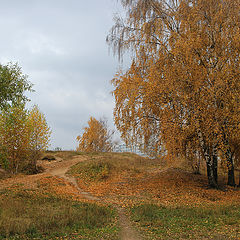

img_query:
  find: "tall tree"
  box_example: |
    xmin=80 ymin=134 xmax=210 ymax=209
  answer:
xmin=107 ymin=0 xmax=240 ymax=188
xmin=28 ymin=105 xmax=51 ymax=171
xmin=0 ymin=63 xmax=33 ymax=110
xmin=0 ymin=104 xmax=30 ymax=173
xmin=76 ymin=117 xmax=114 ymax=153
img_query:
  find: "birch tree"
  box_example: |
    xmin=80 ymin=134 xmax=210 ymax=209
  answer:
xmin=28 ymin=105 xmax=51 ymax=171
xmin=107 ymin=0 xmax=240 ymax=188
xmin=76 ymin=117 xmax=114 ymax=152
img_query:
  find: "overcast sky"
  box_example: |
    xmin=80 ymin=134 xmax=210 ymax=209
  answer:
xmin=0 ymin=0 xmax=127 ymax=150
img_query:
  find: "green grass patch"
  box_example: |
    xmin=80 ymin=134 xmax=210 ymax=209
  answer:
xmin=130 ymin=204 xmax=240 ymax=239
xmin=69 ymin=160 xmax=112 ymax=181
xmin=67 ymin=152 xmax=152 ymax=182
xmin=0 ymin=189 xmax=118 ymax=239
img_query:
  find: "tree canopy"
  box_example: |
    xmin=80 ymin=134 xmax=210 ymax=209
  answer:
xmin=28 ymin=105 xmax=52 ymax=170
xmin=0 ymin=63 xmax=33 ymax=110
xmin=76 ymin=117 xmax=114 ymax=153
xmin=107 ymin=0 xmax=240 ymax=187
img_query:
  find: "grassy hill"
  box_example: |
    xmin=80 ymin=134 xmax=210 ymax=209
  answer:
xmin=0 ymin=151 xmax=239 ymax=239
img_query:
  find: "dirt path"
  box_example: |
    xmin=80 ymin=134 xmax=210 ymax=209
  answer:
xmin=117 ymin=206 xmax=143 ymax=240
xmin=48 ymin=156 xmax=99 ymax=201
xmin=48 ymin=155 xmax=142 ymax=240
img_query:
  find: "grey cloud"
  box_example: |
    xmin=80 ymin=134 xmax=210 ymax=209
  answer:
xmin=0 ymin=0 xmax=123 ymax=149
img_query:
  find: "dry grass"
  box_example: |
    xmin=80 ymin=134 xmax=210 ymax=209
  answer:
xmin=0 ymin=188 xmax=118 ymax=239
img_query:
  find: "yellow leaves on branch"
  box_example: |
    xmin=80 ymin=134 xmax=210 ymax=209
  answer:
xmin=76 ymin=117 xmax=114 ymax=153
xmin=109 ymin=0 xmax=240 ymax=152
xmin=0 ymin=104 xmax=30 ymax=173
xmin=108 ymin=0 xmax=240 ymax=186
xmin=28 ymin=105 xmax=51 ymax=168
xmin=28 ymin=105 xmax=51 ymax=152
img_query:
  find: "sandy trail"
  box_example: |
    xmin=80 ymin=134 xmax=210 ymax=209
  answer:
xmin=48 ymin=156 xmax=99 ymax=201
xmin=47 ymin=155 xmax=142 ymax=240
xmin=117 ymin=206 xmax=142 ymax=240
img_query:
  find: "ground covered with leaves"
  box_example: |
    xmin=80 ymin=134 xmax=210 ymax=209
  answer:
xmin=68 ymin=152 xmax=240 ymax=239
xmin=0 ymin=151 xmax=239 ymax=239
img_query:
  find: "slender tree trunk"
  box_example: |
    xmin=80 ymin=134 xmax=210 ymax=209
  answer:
xmin=206 ymin=147 xmax=218 ymax=188
xmin=238 ymin=172 xmax=240 ymax=187
xmin=228 ymin=167 xmax=235 ymax=186
xmin=221 ymin=128 xmax=235 ymax=186
xmin=213 ymin=153 xmax=218 ymax=184
xmin=205 ymin=146 xmax=218 ymax=188
xmin=226 ymin=149 xmax=235 ymax=186
xmin=206 ymin=158 xmax=218 ymax=188
xmin=15 ymin=162 xmax=19 ymax=174
xmin=197 ymin=128 xmax=218 ymax=188
xmin=227 ymin=156 xmax=235 ymax=187
xmin=33 ymin=150 xmax=37 ymax=171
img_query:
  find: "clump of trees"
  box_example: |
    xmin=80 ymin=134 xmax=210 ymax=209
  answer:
xmin=0 ymin=63 xmax=51 ymax=174
xmin=76 ymin=117 xmax=114 ymax=152
xmin=107 ymin=0 xmax=240 ymax=188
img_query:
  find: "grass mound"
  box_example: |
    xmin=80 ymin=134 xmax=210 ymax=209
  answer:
xmin=68 ymin=152 xmax=153 ymax=182
xmin=69 ymin=159 xmax=112 ymax=181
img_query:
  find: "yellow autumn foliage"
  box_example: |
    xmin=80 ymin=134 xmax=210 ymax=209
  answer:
xmin=76 ymin=117 xmax=114 ymax=153
xmin=108 ymin=0 xmax=240 ymax=187
xmin=28 ymin=105 xmax=51 ymax=169
xmin=0 ymin=104 xmax=51 ymax=173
